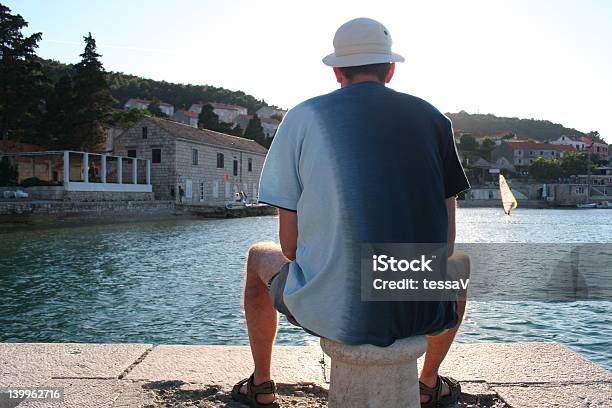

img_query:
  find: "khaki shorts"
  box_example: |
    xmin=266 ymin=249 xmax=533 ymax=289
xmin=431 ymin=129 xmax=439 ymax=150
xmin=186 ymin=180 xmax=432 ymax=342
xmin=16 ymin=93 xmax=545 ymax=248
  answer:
xmin=267 ymin=263 xmax=320 ymax=337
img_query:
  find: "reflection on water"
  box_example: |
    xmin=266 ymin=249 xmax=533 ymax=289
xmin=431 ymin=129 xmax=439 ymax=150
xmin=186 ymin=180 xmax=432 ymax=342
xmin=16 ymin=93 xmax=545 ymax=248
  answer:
xmin=0 ymin=208 xmax=611 ymax=369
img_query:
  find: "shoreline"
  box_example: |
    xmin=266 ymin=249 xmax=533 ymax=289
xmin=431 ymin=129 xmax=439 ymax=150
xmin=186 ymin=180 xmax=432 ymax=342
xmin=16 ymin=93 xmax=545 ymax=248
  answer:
xmin=0 ymin=200 xmax=277 ymax=228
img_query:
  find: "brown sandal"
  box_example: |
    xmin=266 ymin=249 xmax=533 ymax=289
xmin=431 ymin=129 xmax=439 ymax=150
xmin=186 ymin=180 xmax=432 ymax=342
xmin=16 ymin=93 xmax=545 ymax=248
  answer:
xmin=231 ymin=374 xmax=279 ymax=407
xmin=419 ymin=375 xmax=461 ymax=408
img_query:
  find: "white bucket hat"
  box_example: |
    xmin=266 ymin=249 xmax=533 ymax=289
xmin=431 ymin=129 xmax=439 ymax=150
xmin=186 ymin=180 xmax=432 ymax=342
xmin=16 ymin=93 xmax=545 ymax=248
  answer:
xmin=322 ymin=18 xmax=405 ymax=68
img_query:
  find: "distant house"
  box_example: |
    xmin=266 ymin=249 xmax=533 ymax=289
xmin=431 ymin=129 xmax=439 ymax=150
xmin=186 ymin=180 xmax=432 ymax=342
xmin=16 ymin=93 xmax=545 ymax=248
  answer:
xmin=580 ymin=137 xmax=609 ymax=158
xmin=188 ymin=103 xmax=205 ymax=114
xmin=260 ymin=117 xmax=280 ymax=138
xmin=124 ymin=98 xmax=174 ymax=117
xmin=189 ymin=102 xmax=248 ymax=124
xmin=113 ymin=116 xmax=267 ymax=204
xmin=492 ymin=141 xmax=576 ymax=167
xmin=172 ymin=110 xmax=199 ymax=128
xmin=550 ymin=135 xmax=588 ymax=152
xmin=256 ymin=106 xmax=287 ymax=119
xmin=159 ymin=102 xmax=175 ymax=117
xmin=124 ymin=98 xmax=151 ymax=110
xmin=234 ymin=114 xmax=253 ymax=133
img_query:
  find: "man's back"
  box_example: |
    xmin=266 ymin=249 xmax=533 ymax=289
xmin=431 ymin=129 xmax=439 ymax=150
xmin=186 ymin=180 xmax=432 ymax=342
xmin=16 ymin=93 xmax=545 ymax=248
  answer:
xmin=259 ymin=81 xmax=469 ymax=345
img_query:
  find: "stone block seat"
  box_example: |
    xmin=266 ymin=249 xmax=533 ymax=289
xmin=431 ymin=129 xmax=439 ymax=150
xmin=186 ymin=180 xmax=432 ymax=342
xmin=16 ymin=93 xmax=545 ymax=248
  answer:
xmin=320 ymin=336 xmax=428 ymax=408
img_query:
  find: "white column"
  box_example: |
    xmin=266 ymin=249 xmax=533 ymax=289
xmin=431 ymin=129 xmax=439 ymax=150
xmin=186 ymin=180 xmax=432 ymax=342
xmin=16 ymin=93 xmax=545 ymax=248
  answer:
xmin=146 ymin=160 xmax=151 ymax=185
xmin=83 ymin=152 xmax=89 ymax=183
xmin=63 ymin=151 xmax=70 ymax=185
xmin=132 ymin=158 xmax=138 ymax=184
xmin=117 ymin=157 xmax=123 ymax=184
xmin=101 ymin=155 xmax=107 ymax=183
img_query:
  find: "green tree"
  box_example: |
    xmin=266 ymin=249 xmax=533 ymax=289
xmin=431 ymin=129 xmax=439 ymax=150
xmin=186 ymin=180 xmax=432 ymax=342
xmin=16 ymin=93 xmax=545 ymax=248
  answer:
xmin=0 ymin=4 xmax=49 ymax=142
xmin=110 ymin=108 xmax=149 ymax=128
xmin=44 ymin=74 xmax=76 ymax=148
xmin=479 ymin=138 xmax=496 ymax=160
xmin=560 ymin=153 xmax=590 ymax=177
xmin=70 ymin=33 xmax=115 ymax=150
xmin=244 ymin=115 xmax=266 ymax=146
xmin=459 ymin=133 xmax=478 ymax=151
xmin=147 ymin=99 xmax=164 ymax=117
xmin=198 ymin=104 xmax=221 ymax=131
xmin=0 ymin=156 xmax=18 ymax=185
xmin=227 ymin=124 xmax=243 ymax=136
xmin=529 ymin=158 xmax=562 ymax=181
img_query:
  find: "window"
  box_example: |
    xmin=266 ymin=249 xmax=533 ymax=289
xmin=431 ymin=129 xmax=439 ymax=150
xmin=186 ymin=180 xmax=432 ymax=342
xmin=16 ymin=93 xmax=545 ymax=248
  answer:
xmin=233 ymin=159 xmax=238 ymax=176
xmin=142 ymin=127 xmax=148 ymax=139
xmin=152 ymin=148 xmax=161 ymax=163
xmin=192 ymin=149 xmax=198 ymax=165
xmin=248 ymin=158 xmax=253 ymax=172
xmin=127 ymin=149 xmax=136 ymax=158
xmin=217 ymin=153 xmax=224 ymax=168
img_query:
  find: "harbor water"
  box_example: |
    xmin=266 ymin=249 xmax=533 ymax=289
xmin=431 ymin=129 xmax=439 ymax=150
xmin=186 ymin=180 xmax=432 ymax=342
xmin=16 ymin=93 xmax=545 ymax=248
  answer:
xmin=0 ymin=208 xmax=610 ymax=369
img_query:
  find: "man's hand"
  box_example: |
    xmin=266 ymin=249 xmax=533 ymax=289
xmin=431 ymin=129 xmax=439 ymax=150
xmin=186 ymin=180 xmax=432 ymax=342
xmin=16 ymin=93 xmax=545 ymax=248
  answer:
xmin=279 ymin=209 xmax=298 ymax=260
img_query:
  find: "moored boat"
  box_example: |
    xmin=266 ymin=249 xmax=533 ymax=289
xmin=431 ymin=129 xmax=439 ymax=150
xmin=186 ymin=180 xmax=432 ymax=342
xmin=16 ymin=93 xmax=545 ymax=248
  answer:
xmin=577 ymin=202 xmax=597 ymax=209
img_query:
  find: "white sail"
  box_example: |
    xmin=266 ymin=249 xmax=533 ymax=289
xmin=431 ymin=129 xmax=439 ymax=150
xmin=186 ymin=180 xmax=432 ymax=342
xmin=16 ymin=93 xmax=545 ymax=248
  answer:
xmin=499 ymin=174 xmax=518 ymax=215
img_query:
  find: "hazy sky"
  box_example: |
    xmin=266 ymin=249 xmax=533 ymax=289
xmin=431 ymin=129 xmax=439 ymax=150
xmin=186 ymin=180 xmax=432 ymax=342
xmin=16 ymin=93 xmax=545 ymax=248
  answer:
xmin=7 ymin=0 xmax=612 ymax=142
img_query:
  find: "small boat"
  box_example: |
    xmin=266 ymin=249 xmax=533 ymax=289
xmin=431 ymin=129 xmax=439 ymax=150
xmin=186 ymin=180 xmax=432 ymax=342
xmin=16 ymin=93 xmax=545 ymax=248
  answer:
xmin=499 ymin=174 xmax=517 ymax=215
xmin=225 ymin=202 xmax=247 ymax=210
xmin=596 ymin=201 xmax=612 ymax=209
xmin=577 ymin=203 xmax=597 ymax=209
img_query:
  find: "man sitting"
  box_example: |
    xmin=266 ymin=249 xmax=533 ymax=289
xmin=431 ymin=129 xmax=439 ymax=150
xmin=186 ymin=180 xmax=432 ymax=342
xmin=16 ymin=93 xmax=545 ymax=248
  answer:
xmin=232 ymin=17 xmax=471 ymax=408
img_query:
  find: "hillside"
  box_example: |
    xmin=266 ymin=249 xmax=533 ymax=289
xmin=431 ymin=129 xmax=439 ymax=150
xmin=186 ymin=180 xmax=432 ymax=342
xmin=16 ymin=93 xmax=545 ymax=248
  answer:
xmin=446 ymin=111 xmax=595 ymax=142
xmin=38 ymin=58 xmax=271 ymax=115
xmin=38 ymin=59 xmax=600 ymax=143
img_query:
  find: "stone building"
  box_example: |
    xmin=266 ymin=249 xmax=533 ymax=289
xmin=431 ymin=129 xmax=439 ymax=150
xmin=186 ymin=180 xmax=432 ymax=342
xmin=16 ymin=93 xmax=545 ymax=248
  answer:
xmin=113 ymin=117 xmax=267 ymax=205
xmin=492 ymin=141 xmax=576 ymax=168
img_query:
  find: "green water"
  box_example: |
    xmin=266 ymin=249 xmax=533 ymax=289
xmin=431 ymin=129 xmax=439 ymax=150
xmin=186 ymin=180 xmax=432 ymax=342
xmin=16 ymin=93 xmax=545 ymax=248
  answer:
xmin=0 ymin=209 xmax=610 ymax=369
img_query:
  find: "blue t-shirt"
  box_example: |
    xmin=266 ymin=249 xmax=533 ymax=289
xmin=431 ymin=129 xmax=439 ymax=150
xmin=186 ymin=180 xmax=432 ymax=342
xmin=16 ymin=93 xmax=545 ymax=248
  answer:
xmin=259 ymin=81 xmax=470 ymax=346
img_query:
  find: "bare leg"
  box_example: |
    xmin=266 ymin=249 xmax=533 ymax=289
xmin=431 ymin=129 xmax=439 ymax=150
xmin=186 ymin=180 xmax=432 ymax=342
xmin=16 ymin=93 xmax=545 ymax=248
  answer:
xmin=420 ymin=252 xmax=470 ymax=401
xmin=241 ymin=242 xmax=289 ymax=404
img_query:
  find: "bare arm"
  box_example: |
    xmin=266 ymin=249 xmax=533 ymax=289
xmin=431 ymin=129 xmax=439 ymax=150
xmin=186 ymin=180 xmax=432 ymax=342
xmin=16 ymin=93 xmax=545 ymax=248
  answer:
xmin=278 ymin=209 xmax=298 ymax=261
xmin=447 ymin=197 xmax=456 ymax=257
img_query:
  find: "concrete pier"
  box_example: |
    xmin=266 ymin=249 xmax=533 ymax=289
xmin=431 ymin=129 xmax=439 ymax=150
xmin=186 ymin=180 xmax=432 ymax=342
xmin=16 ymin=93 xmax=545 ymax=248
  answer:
xmin=0 ymin=342 xmax=610 ymax=407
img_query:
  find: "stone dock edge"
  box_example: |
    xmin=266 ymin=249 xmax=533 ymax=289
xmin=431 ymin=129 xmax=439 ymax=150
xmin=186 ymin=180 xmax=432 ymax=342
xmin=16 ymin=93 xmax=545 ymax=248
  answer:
xmin=0 ymin=342 xmax=610 ymax=407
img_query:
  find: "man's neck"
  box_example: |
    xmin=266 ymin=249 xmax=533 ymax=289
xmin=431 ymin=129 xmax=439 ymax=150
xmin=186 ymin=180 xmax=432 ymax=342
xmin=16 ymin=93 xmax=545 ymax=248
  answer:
xmin=341 ymin=76 xmax=385 ymax=87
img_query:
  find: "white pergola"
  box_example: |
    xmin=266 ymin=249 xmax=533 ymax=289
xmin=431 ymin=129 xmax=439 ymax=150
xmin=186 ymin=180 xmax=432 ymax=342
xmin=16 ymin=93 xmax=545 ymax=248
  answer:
xmin=62 ymin=151 xmax=152 ymax=192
